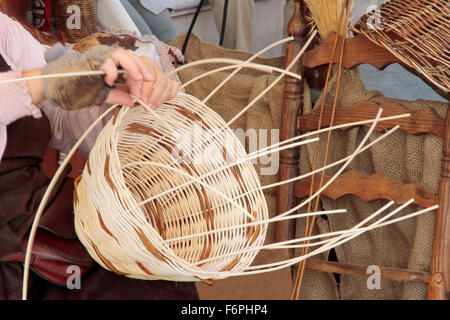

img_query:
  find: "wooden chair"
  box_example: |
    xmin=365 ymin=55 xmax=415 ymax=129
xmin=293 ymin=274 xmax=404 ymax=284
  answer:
xmin=276 ymin=0 xmax=449 ymax=300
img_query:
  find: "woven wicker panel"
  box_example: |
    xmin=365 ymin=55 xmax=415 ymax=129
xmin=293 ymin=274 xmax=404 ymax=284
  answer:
xmin=53 ymin=0 xmax=98 ymax=43
xmin=352 ymin=0 xmax=449 ymax=94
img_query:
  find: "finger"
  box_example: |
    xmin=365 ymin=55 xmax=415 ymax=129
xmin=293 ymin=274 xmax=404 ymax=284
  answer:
xmin=101 ymin=58 xmax=119 ymax=86
xmin=141 ymin=80 xmax=155 ymax=105
xmin=154 ymin=80 xmax=177 ymax=107
xmin=169 ymin=80 xmax=181 ymax=100
xmin=120 ymin=50 xmax=155 ymax=86
xmin=105 ymin=88 xmax=134 ymax=106
xmin=129 ymin=53 xmax=155 ymax=82
xmin=126 ymin=77 xmax=144 ymax=100
xmin=110 ymin=49 xmax=143 ymax=81
xmin=123 ymin=51 xmax=157 ymax=99
xmin=158 ymin=80 xmax=180 ymax=105
xmin=115 ymin=83 xmax=129 ymax=92
xmin=148 ymin=79 xmax=168 ymax=107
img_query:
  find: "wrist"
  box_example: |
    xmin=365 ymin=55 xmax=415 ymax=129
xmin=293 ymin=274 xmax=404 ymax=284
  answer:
xmin=23 ymin=68 xmax=46 ymax=105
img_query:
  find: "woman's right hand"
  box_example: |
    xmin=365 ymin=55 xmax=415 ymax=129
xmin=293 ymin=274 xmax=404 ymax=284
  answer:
xmin=103 ymin=50 xmax=180 ymax=109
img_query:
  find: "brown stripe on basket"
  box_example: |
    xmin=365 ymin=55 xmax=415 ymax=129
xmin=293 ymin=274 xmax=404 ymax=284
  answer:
xmin=195 ymin=277 xmax=215 ymax=286
xmin=126 ymin=123 xmax=192 ymax=169
xmin=86 ymin=160 xmax=91 ymax=175
xmin=126 ymin=122 xmax=216 ymax=261
xmin=104 ymin=155 xmax=119 ymax=196
xmin=97 ymin=210 xmax=117 ymax=240
xmin=143 ymin=206 xmax=157 ymax=230
xmin=220 ymin=257 xmax=242 ymax=272
xmin=193 ymin=188 xmax=214 ymax=230
xmin=153 ymin=199 xmax=166 ymax=240
xmin=172 ymin=101 xmax=221 ymax=228
xmin=180 ymin=154 xmax=215 ymax=244
xmin=179 ymin=161 xmax=215 ymax=262
xmin=136 ymin=261 xmax=154 ymax=276
xmin=198 ymin=238 xmax=213 ymax=265
xmin=128 ymin=123 xmax=192 ymax=167
xmin=174 ymin=104 xmax=259 ymax=259
xmin=126 ymin=123 xmax=160 ymax=138
xmin=172 ymin=104 xmax=212 ymax=132
xmin=91 ymin=243 xmax=128 ymax=276
xmin=246 ymin=212 xmax=258 ymax=242
xmin=135 ymin=227 xmax=168 ymax=263
xmin=222 ymin=147 xmax=255 ymax=238
xmin=248 ymin=219 xmax=261 ymax=246
xmin=191 ymin=188 xmax=213 ymax=263
xmin=73 ymin=175 xmax=82 ymax=206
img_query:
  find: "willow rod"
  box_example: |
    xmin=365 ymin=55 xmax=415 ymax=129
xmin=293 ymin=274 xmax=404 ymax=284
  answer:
xmin=21 ymin=104 xmax=119 ymax=300
xmin=190 ymin=204 xmax=438 ymax=269
xmin=293 ymin=0 xmax=352 ymax=300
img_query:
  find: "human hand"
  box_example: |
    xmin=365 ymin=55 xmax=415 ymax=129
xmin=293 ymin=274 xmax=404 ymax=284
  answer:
xmin=103 ymin=51 xmax=180 ymax=109
xmin=43 ymin=45 xmax=179 ymax=110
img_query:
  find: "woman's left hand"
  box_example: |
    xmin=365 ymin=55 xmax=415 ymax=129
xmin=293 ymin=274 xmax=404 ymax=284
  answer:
xmin=43 ymin=45 xmax=180 ymax=110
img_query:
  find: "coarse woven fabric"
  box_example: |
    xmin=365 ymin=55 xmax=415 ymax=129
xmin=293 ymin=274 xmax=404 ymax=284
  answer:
xmin=296 ymin=68 xmax=446 ymax=300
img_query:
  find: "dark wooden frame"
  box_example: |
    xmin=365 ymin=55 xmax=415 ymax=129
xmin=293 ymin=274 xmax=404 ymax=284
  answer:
xmin=276 ymin=0 xmax=449 ymax=300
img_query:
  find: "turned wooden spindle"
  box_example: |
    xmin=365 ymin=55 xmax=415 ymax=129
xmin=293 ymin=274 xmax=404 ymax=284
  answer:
xmin=275 ymin=0 xmax=307 ymax=248
xmin=429 ymin=107 xmax=450 ymax=300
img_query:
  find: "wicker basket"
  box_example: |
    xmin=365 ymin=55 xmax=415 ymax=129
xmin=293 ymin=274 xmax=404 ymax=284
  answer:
xmin=73 ymin=93 xmax=269 ymax=282
xmin=53 ymin=0 xmax=98 ymax=43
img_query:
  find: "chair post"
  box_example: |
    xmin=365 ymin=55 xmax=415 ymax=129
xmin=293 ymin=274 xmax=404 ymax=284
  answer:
xmin=275 ymin=0 xmax=307 ymax=248
xmin=428 ymin=108 xmax=450 ymax=300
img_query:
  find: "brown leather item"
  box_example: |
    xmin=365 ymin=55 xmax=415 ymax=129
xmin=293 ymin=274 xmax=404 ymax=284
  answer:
xmin=0 ymin=178 xmax=95 ymax=287
xmin=1 ymin=228 xmax=95 ymax=287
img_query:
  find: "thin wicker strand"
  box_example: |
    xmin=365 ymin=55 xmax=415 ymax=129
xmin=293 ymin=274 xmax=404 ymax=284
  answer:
xmin=191 ymin=204 xmax=438 ymax=266
xmin=22 ymin=104 xmax=119 ymax=300
xmin=202 ymin=36 xmax=295 ymax=103
xmin=203 ymin=201 xmax=437 ymax=275
xmin=129 ymin=119 xmax=403 ymax=222
xmin=277 ymin=108 xmax=384 ymax=219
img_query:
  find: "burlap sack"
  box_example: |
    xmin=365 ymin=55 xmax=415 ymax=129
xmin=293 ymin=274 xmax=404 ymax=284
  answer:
xmin=297 ymin=68 xmax=446 ymax=300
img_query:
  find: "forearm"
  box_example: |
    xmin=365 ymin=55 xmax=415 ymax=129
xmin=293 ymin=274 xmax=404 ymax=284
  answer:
xmin=23 ymin=68 xmax=46 ymax=105
xmin=0 ymin=69 xmax=42 ymax=126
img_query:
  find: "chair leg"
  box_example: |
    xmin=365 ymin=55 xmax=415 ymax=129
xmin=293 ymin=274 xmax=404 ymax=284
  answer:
xmin=428 ymin=108 xmax=450 ymax=300
xmin=275 ymin=0 xmax=307 ymax=247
